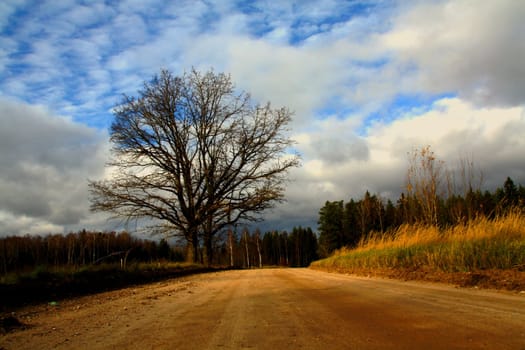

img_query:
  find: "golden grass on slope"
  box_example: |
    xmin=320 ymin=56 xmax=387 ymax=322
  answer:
xmin=356 ymin=211 xmax=524 ymax=250
xmin=312 ymin=211 xmax=525 ymax=274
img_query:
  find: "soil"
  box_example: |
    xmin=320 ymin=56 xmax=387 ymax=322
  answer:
xmin=311 ymin=266 xmax=525 ymax=291
xmin=1 ymin=268 xmax=525 ymax=349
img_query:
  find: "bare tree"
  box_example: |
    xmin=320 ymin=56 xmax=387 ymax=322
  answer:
xmin=89 ymin=69 xmax=300 ymax=263
xmin=447 ymin=153 xmax=484 ymax=222
xmin=242 ymin=228 xmax=250 ymax=268
xmin=406 ymin=145 xmax=446 ymax=227
xmin=227 ymin=228 xmax=235 ymax=267
xmin=255 ymin=228 xmax=262 ymax=268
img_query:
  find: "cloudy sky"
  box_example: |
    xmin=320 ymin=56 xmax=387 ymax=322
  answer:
xmin=1 ymin=0 xmax=524 ymax=236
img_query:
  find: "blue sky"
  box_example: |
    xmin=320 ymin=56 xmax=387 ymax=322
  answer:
xmin=1 ymin=0 xmax=525 ymax=236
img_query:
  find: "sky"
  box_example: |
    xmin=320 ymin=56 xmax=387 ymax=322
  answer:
xmin=1 ymin=0 xmax=525 ymax=237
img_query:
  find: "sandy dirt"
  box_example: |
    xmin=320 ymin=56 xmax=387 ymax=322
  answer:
xmin=1 ymin=268 xmax=525 ymax=349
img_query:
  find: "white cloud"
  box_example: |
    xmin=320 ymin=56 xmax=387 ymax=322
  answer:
xmin=1 ymin=0 xmax=389 ymax=128
xmin=0 ymin=211 xmax=64 ymax=236
xmin=265 ymin=98 xmax=525 ymax=231
xmin=0 ymin=0 xmax=25 ymax=31
xmin=0 ymin=36 xmax=16 ymax=75
xmin=368 ymin=98 xmax=525 ymax=157
xmin=382 ymin=0 xmax=525 ymax=107
xmin=295 ymin=116 xmax=368 ymax=164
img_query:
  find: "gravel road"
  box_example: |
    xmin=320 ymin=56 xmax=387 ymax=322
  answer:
xmin=2 ymin=268 xmax=524 ymax=349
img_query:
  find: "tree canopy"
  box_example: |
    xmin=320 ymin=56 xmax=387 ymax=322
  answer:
xmin=89 ymin=69 xmax=300 ymax=263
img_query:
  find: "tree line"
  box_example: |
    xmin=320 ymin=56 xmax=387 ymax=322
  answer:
xmin=0 ymin=230 xmax=180 ymax=275
xmin=1 ymin=226 xmax=318 ymax=275
xmin=318 ymin=147 xmax=525 ymax=257
xmin=176 ymin=226 xmax=317 ymax=268
xmin=318 ymin=175 xmax=525 ymax=257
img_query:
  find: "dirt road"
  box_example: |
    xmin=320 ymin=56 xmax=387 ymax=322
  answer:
xmin=2 ymin=268 xmax=525 ymax=349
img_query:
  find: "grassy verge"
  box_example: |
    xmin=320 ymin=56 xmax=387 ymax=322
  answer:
xmin=311 ymin=212 xmax=525 ymax=291
xmin=1 ymin=262 xmax=221 ymax=311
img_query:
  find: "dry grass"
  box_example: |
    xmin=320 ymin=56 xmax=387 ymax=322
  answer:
xmin=356 ymin=211 xmax=523 ymax=251
xmin=311 ymin=211 xmax=525 ymax=276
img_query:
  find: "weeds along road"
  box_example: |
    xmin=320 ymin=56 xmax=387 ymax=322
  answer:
xmin=2 ymin=268 xmax=525 ymax=349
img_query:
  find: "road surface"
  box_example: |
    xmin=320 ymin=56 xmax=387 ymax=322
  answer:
xmin=2 ymin=268 xmax=525 ymax=349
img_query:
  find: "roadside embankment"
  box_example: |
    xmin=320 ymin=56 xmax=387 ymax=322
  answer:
xmin=311 ymin=212 xmax=525 ymax=291
xmin=1 ymin=262 xmax=222 ymax=312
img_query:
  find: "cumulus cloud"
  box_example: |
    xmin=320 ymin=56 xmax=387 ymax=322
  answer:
xmin=263 ymin=98 xmax=525 ymax=232
xmin=296 ymin=117 xmax=369 ymax=165
xmin=0 ymin=98 xmax=109 ymax=235
xmin=382 ymin=0 xmax=525 ymax=107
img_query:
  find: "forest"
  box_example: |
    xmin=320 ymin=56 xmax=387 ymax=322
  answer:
xmin=0 ymin=226 xmax=318 ymax=278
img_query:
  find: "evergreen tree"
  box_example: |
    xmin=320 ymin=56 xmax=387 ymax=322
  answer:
xmin=318 ymin=201 xmax=344 ymax=257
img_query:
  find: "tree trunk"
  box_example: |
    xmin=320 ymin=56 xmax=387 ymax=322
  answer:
xmin=244 ymin=231 xmax=250 ymax=268
xmin=186 ymin=229 xmax=200 ymax=263
xmin=228 ymin=230 xmax=234 ymax=267
xmin=204 ymin=235 xmax=213 ymax=267
xmin=256 ymin=234 xmax=262 ymax=268
xmin=192 ymin=241 xmax=199 ymax=264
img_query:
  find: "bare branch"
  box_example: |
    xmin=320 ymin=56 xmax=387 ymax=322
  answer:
xmin=89 ymin=69 xmax=300 ymax=263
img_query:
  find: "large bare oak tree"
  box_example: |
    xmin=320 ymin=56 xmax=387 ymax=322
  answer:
xmin=89 ymin=69 xmax=300 ymax=263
